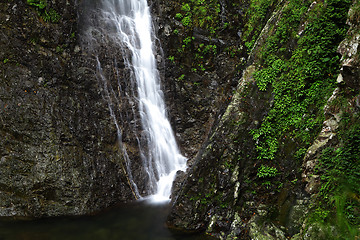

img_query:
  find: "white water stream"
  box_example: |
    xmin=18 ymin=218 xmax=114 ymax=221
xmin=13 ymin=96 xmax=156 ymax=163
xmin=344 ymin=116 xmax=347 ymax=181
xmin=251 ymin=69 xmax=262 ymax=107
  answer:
xmin=88 ymin=0 xmax=187 ymax=202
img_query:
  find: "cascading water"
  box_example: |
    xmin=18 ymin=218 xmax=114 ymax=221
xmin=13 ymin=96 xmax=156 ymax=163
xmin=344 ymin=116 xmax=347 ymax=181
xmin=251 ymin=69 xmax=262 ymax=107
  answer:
xmin=81 ymin=0 xmax=187 ymax=202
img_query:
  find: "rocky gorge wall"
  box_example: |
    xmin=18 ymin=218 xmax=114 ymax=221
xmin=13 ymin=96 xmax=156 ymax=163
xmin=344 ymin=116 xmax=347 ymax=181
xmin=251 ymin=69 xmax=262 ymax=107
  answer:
xmin=0 ymin=0 xmax=136 ymax=218
xmin=0 ymin=0 xmax=359 ymax=239
xmin=160 ymin=0 xmax=360 ymax=239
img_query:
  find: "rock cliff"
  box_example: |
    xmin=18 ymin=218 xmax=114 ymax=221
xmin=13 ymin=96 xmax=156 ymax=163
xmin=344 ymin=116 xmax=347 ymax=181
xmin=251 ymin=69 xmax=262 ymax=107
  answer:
xmin=164 ymin=0 xmax=359 ymax=239
xmin=0 ymin=1 xmax=359 ymax=239
xmin=0 ymin=0 xmax=135 ymax=218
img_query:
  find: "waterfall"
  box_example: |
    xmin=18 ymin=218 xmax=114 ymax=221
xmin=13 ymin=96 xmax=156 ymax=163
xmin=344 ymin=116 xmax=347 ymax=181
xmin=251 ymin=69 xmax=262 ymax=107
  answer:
xmin=81 ymin=0 xmax=187 ymax=202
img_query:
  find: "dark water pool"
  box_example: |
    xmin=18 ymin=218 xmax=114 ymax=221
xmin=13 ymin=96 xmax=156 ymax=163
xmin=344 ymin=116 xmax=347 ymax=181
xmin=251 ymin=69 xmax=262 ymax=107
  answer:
xmin=0 ymin=202 xmax=213 ymax=240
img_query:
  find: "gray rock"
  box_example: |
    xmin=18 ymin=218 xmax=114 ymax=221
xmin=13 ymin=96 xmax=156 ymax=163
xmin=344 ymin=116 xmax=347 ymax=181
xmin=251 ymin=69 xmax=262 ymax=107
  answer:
xmin=0 ymin=0 xmax=135 ymax=218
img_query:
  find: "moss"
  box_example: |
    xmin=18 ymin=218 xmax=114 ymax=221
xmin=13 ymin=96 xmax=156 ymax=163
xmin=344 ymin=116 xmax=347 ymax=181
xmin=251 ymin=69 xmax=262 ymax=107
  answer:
xmin=168 ymin=0 xmax=246 ymax=80
xmin=308 ymin=111 xmax=360 ymax=239
xmin=242 ymin=0 xmax=280 ymax=52
xmin=26 ymin=0 xmax=61 ymax=23
xmin=250 ymin=0 xmax=351 ymax=162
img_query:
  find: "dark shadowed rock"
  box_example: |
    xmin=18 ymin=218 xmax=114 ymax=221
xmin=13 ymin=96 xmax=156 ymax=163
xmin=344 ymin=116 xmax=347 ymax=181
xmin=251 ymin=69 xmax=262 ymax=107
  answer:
xmin=0 ymin=0 xmax=135 ymax=218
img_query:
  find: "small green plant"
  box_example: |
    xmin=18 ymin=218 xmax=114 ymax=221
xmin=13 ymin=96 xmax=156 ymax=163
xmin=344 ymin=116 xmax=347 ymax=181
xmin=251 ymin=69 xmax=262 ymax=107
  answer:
xmin=181 ymin=3 xmax=191 ymax=12
xmin=178 ymin=74 xmax=185 ymax=81
xmin=262 ymin=181 xmax=272 ymax=189
xmin=55 ymin=45 xmax=63 ymax=53
xmin=168 ymin=55 xmax=175 ymax=63
xmin=182 ymin=16 xmax=192 ymax=27
xmin=226 ymin=47 xmax=239 ymax=58
xmin=194 ymin=53 xmax=203 ymax=61
xmin=257 ymin=165 xmax=278 ymax=178
xmin=199 ymin=44 xmax=217 ymax=55
xmin=27 ymin=0 xmax=61 ymax=23
xmin=220 ymin=202 xmax=228 ymax=209
xmin=183 ymin=36 xmax=194 ymax=46
xmin=27 ymin=0 xmax=47 ymax=9
xmin=43 ymin=8 xmax=61 ymax=23
xmin=175 ymin=13 xmax=183 ymax=20
xmin=198 ymin=63 xmax=205 ymax=71
xmin=312 ymin=206 xmax=330 ymax=223
xmin=173 ymin=29 xmax=179 ymax=35
xmin=29 ymin=37 xmax=37 ymax=44
xmin=3 ymin=58 xmax=9 ymax=64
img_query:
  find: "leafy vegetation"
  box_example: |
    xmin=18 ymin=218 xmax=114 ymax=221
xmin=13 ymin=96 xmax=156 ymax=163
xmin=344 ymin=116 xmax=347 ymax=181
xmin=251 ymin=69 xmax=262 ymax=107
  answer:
xmin=168 ymin=0 xmax=247 ymax=87
xmin=257 ymin=165 xmax=278 ymax=178
xmin=168 ymin=0 xmax=357 ymax=238
xmin=243 ymin=4 xmax=357 ymax=235
xmin=310 ymin=113 xmax=360 ymax=239
xmin=176 ymin=0 xmax=221 ymax=30
xmin=243 ymin=0 xmax=358 ymax=237
xmin=249 ymin=0 xmax=351 ymax=161
xmin=26 ymin=0 xmax=61 ymax=23
xmin=242 ymin=0 xmax=279 ymax=52
xmin=27 ymin=0 xmax=47 ymax=9
xmin=169 ymin=0 xmax=231 ymax=78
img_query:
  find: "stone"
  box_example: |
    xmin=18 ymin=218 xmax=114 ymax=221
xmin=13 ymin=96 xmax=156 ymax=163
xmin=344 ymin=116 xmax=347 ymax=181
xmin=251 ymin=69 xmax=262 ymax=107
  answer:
xmin=248 ymin=214 xmax=287 ymax=240
xmin=74 ymin=45 xmax=81 ymax=53
xmin=0 ymin=0 xmax=135 ymax=218
xmin=286 ymin=199 xmax=309 ymax=235
xmin=303 ymin=223 xmax=333 ymax=240
xmin=336 ymin=73 xmax=343 ymax=83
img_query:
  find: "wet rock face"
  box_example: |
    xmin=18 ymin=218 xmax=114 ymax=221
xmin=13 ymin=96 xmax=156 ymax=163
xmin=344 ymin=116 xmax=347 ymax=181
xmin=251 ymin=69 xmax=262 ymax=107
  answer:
xmin=152 ymin=0 xmax=245 ymax=160
xmin=165 ymin=0 xmax=357 ymax=239
xmin=0 ymin=1 xmax=134 ymax=218
xmin=166 ymin=65 xmax=272 ymax=237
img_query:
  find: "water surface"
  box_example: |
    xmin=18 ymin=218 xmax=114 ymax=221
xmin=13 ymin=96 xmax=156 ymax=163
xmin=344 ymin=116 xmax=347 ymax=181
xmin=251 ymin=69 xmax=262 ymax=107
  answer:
xmin=0 ymin=202 xmax=212 ymax=240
